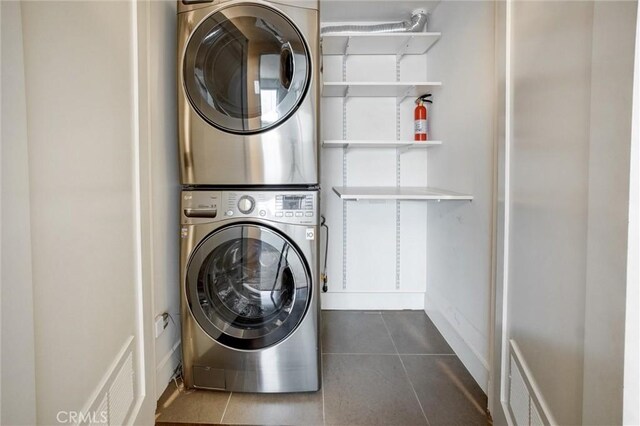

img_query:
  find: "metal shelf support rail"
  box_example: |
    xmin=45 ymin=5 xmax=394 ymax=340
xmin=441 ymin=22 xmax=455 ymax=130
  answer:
xmin=395 ymin=55 xmax=402 ymax=290
xmin=342 ymin=54 xmax=348 ymax=290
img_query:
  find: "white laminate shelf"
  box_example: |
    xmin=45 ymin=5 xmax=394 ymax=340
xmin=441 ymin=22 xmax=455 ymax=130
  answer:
xmin=323 ymin=140 xmax=442 ymax=149
xmin=321 ymin=32 xmax=441 ymax=56
xmin=322 ymin=81 xmax=442 ymax=98
xmin=333 ymin=186 xmax=473 ymax=201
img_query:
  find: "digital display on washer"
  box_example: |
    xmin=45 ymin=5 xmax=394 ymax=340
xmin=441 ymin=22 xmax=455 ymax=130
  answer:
xmin=282 ymin=195 xmax=305 ymax=210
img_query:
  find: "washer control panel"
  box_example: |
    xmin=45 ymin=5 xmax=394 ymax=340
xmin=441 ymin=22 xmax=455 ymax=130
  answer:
xmin=182 ymin=190 xmax=318 ymax=225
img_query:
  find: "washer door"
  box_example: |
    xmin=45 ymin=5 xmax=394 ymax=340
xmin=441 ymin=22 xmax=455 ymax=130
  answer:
xmin=183 ymin=4 xmax=310 ymax=135
xmin=186 ymin=224 xmax=310 ymax=350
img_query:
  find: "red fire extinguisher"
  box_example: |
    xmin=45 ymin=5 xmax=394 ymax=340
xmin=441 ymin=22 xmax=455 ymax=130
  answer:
xmin=414 ymin=94 xmax=432 ymax=141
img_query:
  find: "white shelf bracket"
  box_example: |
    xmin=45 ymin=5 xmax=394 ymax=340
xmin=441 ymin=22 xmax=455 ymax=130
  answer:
xmin=396 ymin=35 xmax=412 ymax=58
xmin=397 ymin=87 xmax=413 ymax=105
xmin=397 ymin=144 xmax=412 ymax=154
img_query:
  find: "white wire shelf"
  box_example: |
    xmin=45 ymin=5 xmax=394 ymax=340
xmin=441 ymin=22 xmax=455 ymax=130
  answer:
xmin=332 ymin=186 xmax=473 ymax=201
xmin=322 ymin=81 xmax=442 ymax=98
xmin=323 ymin=140 xmax=442 ymax=149
xmin=321 ymin=32 xmax=441 ymax=56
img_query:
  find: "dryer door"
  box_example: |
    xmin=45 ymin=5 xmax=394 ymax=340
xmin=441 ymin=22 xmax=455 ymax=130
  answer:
xmin=186 ymin=224 xmax=311 ymax=350
xmin=183 ymin=4 xmax=310 ymax=135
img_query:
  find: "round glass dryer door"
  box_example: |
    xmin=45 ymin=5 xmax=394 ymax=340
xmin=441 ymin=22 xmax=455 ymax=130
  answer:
xmin=183 ymin=4 xmax=311 ymax=134
xmin=186 ymin=224 xmax=311 ymax=350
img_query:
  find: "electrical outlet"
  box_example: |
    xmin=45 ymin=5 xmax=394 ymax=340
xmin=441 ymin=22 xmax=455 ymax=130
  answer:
xmin=154 ymin=313 xmax=169 ymax=338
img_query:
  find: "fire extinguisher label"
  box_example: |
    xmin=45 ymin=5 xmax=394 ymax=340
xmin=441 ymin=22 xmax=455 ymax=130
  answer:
xmin=415 ymin=119 xmax=427 ymax=134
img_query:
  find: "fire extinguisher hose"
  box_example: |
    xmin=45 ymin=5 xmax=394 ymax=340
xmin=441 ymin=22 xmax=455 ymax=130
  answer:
xmin=416 ymin=94 xmax=432 ymax=104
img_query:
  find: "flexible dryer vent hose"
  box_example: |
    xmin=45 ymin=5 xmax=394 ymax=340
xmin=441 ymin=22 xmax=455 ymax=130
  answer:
xmin=321 ymin=9 xmax=428 ymax=34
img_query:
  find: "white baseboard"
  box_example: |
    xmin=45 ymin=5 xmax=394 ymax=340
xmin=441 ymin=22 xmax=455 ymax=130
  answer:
xmin=321 ymin=292 xmax=425 ymax=310
xmin=155 ymin=340 xmax=181 ymax=400
xmin=424 ymin=288 xmax=489 ymax=392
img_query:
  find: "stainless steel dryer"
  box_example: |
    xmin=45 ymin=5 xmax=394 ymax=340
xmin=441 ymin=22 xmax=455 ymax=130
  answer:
xmin=178 ymin=0 xmax=319 ymax=186
xmin=180 ymin=189 xmax=320 ymax=392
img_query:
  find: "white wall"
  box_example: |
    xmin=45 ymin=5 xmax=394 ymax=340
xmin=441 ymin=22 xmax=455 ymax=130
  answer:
xmin=582 ymin=2 xmax=637 ymax=423
xmin=493 ymin=1 xmax=638 ymax=424
xmin=623 ymin=3 xmax=640 ymax=424
xmin=424 ymin=1 xmax=496 ymax=392
xmin=509 ymin=3 xmax=594 ymax=423
xmin=1 ymin=1 xmax=156 ymax=423
xmin=0 ymin=2 xmax=37 ymax=424
xmin=148 ymin=0 xmax=181 ymax=400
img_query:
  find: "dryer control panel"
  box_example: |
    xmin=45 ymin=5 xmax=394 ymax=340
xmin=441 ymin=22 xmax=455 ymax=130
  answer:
xmin=181 ymin=190 xmax=319 ymax=226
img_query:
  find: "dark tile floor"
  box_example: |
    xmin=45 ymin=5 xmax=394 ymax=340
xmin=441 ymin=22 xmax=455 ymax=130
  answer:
xmin=155 ymin=310 xmax=490 ymax=426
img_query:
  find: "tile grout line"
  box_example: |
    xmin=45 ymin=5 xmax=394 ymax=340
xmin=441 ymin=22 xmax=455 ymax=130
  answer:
xmin=398 ymin=353 xmax=457 ymax=356
xmin=220 ymin=391 xmax=232 ymax=424
xmin=323 ymin=352 xmax=402 ymax=356
xmin=377 ymin=313 xmax=399 ymax=357
xmin=380 ymin=314 xmax=432 ymax=426
xmin=322 ymin=352 xmax=457 ymax=356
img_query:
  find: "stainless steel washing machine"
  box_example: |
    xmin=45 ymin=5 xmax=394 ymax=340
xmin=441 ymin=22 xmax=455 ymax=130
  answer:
xmin=178 ymin=0 xmax=319 ymax=186
xmin=180 ymin=189 xmax=320 ymax=392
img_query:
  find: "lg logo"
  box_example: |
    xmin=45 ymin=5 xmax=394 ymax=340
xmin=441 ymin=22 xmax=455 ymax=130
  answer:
xmin=306 ymin=228 xmax=315 ymax=240
xmin=56 ymin=411 xmax=107 ymax=424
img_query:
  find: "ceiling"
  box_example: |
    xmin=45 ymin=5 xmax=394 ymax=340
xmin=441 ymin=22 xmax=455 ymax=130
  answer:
xmin=320 ymin=0 xmax=440 ymax=23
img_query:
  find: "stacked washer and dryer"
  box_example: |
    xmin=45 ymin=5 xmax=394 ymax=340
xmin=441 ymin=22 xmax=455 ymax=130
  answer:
xmin=177 ymin=0 xmax=320 ymax=392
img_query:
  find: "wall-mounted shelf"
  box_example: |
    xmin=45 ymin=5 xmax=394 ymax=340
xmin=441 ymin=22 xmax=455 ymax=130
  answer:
xmin=322 ymin=81 xmax=442 ymax=98
xmin=323 ymin=140 xmax=442 ymax=149
xmin=333 ymin=186 xmax=473 ymax=201
xmin=321 ymin=32 xmax=441 ymax=56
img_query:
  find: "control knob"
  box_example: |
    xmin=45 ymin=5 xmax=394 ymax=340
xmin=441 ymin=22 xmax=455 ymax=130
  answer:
xmin=237 ymin=196 xmax=255 ymax=214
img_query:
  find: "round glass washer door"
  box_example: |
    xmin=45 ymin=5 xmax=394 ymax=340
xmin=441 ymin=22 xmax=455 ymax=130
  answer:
xmin=183 ymin=4 xmax=311 ymax=134
xmin=186 ymin=224 xmax=311 ymax=350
